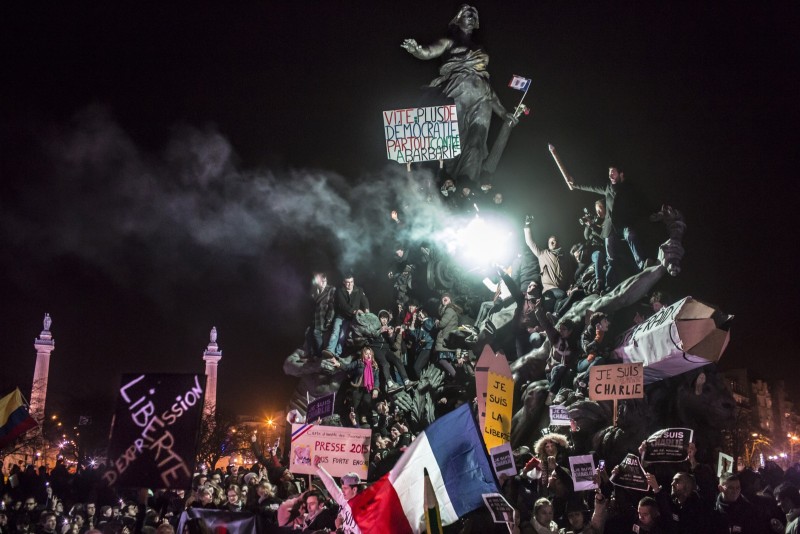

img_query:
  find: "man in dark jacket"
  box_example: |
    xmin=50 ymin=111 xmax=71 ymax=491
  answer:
xmin=569 ymin=166 xmax=649 ymax=288
xmin=665 ymin=472 xmax=713 ymax=533
xmin=322 ymin=275 xmax=370 ymax=359
xmin=308 ymin=272 xmax=335 ymax=357
xmin=712 ymin=472 xmax=763 ymax=533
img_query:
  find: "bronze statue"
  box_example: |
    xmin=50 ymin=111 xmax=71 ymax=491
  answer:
xmin=402 ymin=5 xmax=517 ymax=185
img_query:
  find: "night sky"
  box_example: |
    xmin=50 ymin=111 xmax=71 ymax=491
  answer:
xmin=2 ymin=3 xmax=798 ymax=425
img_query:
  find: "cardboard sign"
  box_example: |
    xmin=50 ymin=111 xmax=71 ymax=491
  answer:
xmin=568 ymin=455 xmax=598 ymax=491
xmin=489 ymin=443 xmax=516 ymax=478
xmin=476 ymin=348 xmax=514 ymax=451
xmin=383 ymin=105 xmax=461 ymax=163
xmin=104 ymin=373 xmax=205 ymax=489
xmin=610 ymin=453 xmax=649 ymax=492
xmin=589 ymin=362 xmax=644 ymax=401
xmin=549 ymin=405 xmax=571 ymax=426
xmin=643 ymin=428 xmax=694 ymax=463
xmin=290 ymin=424 xmax=371 ymax=478
xmin=717 ymin=452 xmax=734 ymax=478
xmin=481 ymin=493 xmax=515 ymax=524
xmin=615 ymin=297 xmax=731 ymax=384
xmin=484 ymin=371 xmax=514 ymax=450
xmin=306 ymin=393 xmax=335 ymax=422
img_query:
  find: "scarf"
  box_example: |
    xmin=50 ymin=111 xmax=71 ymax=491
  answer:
xmin=363 ymin=362 xmax=374 ymax=391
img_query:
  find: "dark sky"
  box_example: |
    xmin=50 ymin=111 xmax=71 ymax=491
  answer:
xmin=2 ymin=2 xmax=799 ymax=423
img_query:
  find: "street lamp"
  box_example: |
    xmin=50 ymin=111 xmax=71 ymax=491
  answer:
xmin=788 ymin=433 xmax=799 ymax=463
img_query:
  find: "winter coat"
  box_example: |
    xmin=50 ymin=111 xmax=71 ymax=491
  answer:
xmin=435 ymin=304 xmax=459 ymax=352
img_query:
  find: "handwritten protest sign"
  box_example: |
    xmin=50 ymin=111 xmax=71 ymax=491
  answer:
xmin=476 ymin=348 xmax=514 ymax=451
xmin=610 ymin=453 xmax=649 ymax=492
xmin=306 ymin=393 xmax=335 ymax=422
xmin=105 ymin=373 xmax=205 ymax=489
xmin=589 ymin=362 xmax=644 ymax=401
xmin=642 ymin=428 xmax=694 ymax=463
xmin=290 ymin=424 xmax=371 ymax=479
xmin=383 ymin=105 xmax=461 ymax=163
xmin=549 ymin=405 xmax=571 ymax=426
xmin=489 ymin=443 xmax=517 ymax=478
xmin=568 ymin=455 xmax=598 ymax=491
xmin=484 ymin=371 xmax=514 ymax=450
xmin=482 ymin=493 xmax=515 ymax=524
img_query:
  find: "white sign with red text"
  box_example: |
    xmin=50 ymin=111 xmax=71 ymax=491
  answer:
xmin=289 ymin=424 xmax=371 ymax=479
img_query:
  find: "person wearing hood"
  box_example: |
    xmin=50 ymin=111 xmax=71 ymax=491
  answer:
xmin=534 ymin=433 xmax=571 ymax=472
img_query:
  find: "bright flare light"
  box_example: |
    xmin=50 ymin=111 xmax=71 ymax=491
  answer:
xmin=442 ymin=216 xmax=514 ymax=269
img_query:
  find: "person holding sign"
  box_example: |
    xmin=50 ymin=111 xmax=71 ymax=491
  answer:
xmin=401 ymin=5 xmax=518 ymax=186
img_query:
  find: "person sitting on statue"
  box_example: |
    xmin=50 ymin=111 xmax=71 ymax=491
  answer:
xmin=401 ymin=5 xmax=518 ymax=185
xmin=514 ymin=280 xmax=545 ymax=358
xmin=455 ymin=183 xmax=477 ymax=214
xmin=434 ymin=293 xmax=462 ymax=380
xmin=524 ymin=215 xmax=576 ymax=313
xmin=308 ymin=272 xmax=335 ymax=358
xmin=406 ymin=307 xmax=436 ymax=379
xmin=576 ymin=312 xmax=617 ymax=379
xmin=322 ymin=274 xmax=370 ymax=359
xmin=475 ymin=266 xmax=513 ymax=329
xmin=439 ymin=178 xmax=458 ymax=211
xmin=581 ymin=199 xmax=608 ymax=294
xmin=567 ymin=166 xmax=651 ymax=289
xmin=372 ymin=310 xmax=414 ymax=394
xmin=534 ymin=303 xmax=581 ymax=404
xmin=329 ymin=346 xmax=380 ymax=426
xmin=552 ymin=243 xmax=595 ymax=318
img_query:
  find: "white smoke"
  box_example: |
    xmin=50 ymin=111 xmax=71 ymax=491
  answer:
xmin=2 ymin=106 xmax=507 ymax=306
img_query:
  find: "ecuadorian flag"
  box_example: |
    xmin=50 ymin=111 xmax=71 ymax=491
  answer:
xmin=0 ymin=388 xmax=38 ymax=449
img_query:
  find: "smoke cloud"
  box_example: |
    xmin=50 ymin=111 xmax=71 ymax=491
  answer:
xmin=1 ymin=106 xmax=496 ymax=311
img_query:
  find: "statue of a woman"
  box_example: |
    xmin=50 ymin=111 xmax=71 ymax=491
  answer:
xmin=402 ymin=5 xmax=517 ymax=186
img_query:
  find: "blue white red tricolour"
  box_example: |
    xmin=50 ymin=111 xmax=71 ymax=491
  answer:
xmin=508 ymin=75 xmax=531 ymax=91
xmin=349 ymin=404 xmax=498 ymax=534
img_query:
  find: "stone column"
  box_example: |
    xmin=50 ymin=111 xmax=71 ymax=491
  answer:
xmin=30 ymin=313 xmax=55 ymax=424
xmin=202 ymin=327 xmax=222 ymax=417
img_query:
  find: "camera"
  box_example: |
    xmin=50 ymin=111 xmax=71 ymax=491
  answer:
xmin=578 ymin=207 xmax=594 ymax=226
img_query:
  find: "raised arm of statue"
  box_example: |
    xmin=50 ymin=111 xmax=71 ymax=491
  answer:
xmin=401 ymin=37 xmax=452 ymax=60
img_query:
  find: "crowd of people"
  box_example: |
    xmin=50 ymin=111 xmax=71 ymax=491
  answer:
xmin=0 ymin=167 xmax=790 ymax=534
xmin=4 ymin=418 xmax=800 ymax=533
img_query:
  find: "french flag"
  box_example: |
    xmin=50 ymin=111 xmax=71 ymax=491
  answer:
xmin=349 ymin=404 xmax=498 ymax=533
xmin=508 ymin=75 xmax=531 ymax=91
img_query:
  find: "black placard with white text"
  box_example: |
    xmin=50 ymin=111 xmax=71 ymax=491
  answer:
xmin=105 ymin=373 xmax=205 ymax=489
